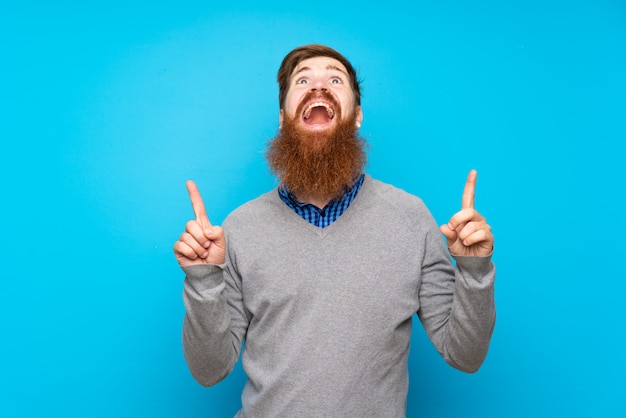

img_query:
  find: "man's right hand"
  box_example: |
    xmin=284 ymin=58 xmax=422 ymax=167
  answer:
xmin=173 ymin=180 xmax=226 ymax=267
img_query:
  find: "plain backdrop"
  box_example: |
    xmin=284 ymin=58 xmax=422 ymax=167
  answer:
xmin=1 ymin=1 xmax=624 ymax=417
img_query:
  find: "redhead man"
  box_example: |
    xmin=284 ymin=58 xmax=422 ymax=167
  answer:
xmin=174 ymin=44 xmax=495 ymax=417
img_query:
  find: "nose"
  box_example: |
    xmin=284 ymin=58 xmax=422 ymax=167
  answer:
xmin=311 ymin=78 xmax=327 ymax=92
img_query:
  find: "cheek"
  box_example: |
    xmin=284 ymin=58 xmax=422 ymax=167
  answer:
xmin=339 ymin=90 xmax=355 ymax=105
xmin=340 ymin=95 xmax=356 ymax=115
xmin=284 ymin=93 xmax=302 ymax=117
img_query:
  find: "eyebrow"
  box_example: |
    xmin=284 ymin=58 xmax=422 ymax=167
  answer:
xmin=293 ymin=65 xmax=349 ymax=78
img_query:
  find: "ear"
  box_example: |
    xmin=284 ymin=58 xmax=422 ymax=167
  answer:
xmin=279 ymin=109 xmax=284 ymax=130
xmin=355 ymin=106 xmax=363 ymax=128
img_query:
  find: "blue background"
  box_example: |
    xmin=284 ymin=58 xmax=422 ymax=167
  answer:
xmin=1 ymin=1 xmax=624 ymax=417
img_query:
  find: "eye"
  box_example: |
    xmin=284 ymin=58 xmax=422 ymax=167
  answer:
xmin=295 ymin=78 xmax=309 ymax=85
xmin=329 ymin=77 xmax=343 ymax=84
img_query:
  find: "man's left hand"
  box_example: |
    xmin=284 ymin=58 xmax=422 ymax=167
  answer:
xmin=439 ymin=170 xmax=494 ymax=257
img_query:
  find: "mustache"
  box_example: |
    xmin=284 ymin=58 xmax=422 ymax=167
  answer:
xmin=295 ymin=90 xmax=341 ymax=117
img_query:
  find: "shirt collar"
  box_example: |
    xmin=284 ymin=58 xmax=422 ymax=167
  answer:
xmin=278 ymin=174 xmax=365 ymax=210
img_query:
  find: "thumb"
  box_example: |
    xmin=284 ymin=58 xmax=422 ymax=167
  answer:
xmin=439 ymin=224 xmax=457 ymax=242
xmin=206 ymin=226 xmax=226 ymax=247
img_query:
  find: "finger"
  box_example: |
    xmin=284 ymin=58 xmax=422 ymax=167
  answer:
xmin=459 ymin=228 xmax=493 ymax=248
xmin=179 ymin=232 xmax=210 ymax=259
xmin=456 ymin=220 xmax=488 ymax=243
xmin=174 ymin=240 xmax=201 ymax=261
xmin=186 ymin=220 xmax=211 ymax=248
xmin=186 ymin=180 xmax=212 ymax=230
xmin=447 ymin=208 xmax=484 ymax=231
xmin=462 ymin=169 xmax=477 ymax=209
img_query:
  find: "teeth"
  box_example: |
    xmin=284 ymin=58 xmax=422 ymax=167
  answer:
xmin=303 ymin=101 xmax=335 ymax=119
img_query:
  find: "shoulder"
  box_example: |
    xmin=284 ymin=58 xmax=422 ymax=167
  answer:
xmin=222 ymin=188 xmax=285 ymax=231
xmin=363 ymin=175 xmax=430 ymax=217
xmin=359 ymin=175 xmax=441 ymax=235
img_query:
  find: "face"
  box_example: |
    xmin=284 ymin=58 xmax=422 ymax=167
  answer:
xmin=280 ymin=56 xmax=363 ymax=132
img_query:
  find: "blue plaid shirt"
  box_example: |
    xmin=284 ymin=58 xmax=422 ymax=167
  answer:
xmin=278 ymin=174 xmax=365 ymax=228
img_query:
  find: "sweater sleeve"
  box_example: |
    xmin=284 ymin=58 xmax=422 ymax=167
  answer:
xmin=181 ymin=258 xmax=248 ymax=386
xmin=417 ymin=227 xmax=496 ymax=373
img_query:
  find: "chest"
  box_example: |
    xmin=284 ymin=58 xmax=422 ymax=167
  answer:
xmin=231 ymin=222 xmax=426 ymax=334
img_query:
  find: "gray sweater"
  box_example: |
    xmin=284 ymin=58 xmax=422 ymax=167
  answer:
xmin=182 ymin=175 xmax=496 ymax=417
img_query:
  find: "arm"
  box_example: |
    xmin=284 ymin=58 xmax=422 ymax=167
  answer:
xmin=418 ymin=234 xmax=496 ymax=373
xmin=182 ymin=261 xmax=247 ymax=386
xmin=174 ymin=181 xmax=247 ymax=386
xmin=418 ymin=170 xmax=496 ymax=372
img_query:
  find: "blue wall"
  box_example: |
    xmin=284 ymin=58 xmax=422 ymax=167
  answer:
xmin=1 ymin=1 xmax=624 ymax=417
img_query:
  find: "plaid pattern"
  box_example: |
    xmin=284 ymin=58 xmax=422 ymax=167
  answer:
xmin=278 ymin=174 xmax=365 ymax=228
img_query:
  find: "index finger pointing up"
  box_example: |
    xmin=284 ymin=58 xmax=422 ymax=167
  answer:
xmin=186 ymin=180 xmax=212 ymax=229
xmin=462 ymin=169 xmax=477 ymax=209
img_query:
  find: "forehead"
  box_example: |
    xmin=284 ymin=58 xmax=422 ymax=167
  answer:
xmin=291 ymin=56 xmax=349 ymax=78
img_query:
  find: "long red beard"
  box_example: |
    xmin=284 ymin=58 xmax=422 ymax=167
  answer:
xmin=267 ymin=108 xmax=366 ymax=203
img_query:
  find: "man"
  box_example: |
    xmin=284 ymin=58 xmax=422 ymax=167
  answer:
xmin=174 ymin=44 xmax=495 ymax=417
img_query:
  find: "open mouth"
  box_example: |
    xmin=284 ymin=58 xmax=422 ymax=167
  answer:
xmin=302 ymin=101 xmax=336 ymax=125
